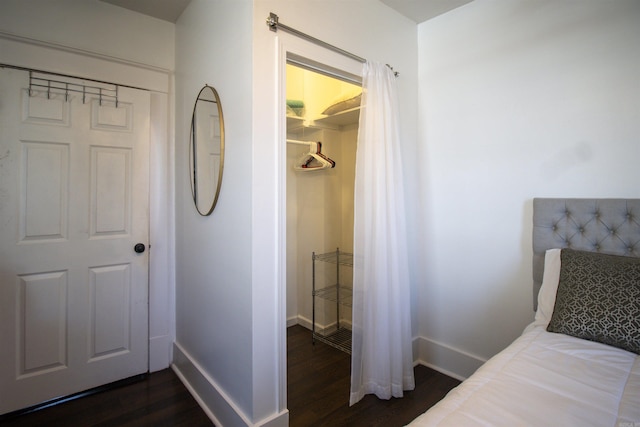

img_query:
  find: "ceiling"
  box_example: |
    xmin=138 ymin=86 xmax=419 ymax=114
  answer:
xmin=100 ymin=0 xmax=192 ymax=23
xmin=100 ymin=0 xmax=472 ymax=24
xmin=380 ymin=0 xmax=472 ymax=23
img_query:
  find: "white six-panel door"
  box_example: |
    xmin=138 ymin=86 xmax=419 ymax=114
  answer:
xmin=0 ymin=68 xmax=150 ymax=415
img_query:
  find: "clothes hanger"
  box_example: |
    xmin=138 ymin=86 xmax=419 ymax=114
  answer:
xmin=294 ymin=151 xmax=335 ymax=171
xmin=287 ymin=139 xmax=336 ymax=171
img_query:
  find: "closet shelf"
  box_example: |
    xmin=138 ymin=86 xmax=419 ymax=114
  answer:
xmin=313 ymin=286 xmax=352 ymax=307
xmin=313 ymin=107 xmax=360 ymax=128
xmin=313 ymin=327 xmax=352 ymax=354
xmin=286 ymin=115 xmax=306 ymax=132
xmin=313 ymin=250 xmax=353 ymax=266
xmin=287 ymin=107 xmax=361 ymax=133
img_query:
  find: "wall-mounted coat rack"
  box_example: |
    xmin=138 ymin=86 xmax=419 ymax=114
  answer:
xmin=28 ymin=71 xmax=119 ymax=107
xmin=0 ymin=63 xmax=135 ymax=107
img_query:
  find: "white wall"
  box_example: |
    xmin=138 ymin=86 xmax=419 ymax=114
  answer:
xmin=416 ymin=0 xmax=640 ymax=378
xmin=0 ymin=0 xmax=174 ymax=73
xmin=173 ymin=1 xmax=254 ymax=426
xmin=286 ymin=127 xmax=355 ymax=329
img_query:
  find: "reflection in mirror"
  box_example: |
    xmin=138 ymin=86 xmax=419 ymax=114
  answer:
xmin=189 ymin=85 xmax=224 ymax=216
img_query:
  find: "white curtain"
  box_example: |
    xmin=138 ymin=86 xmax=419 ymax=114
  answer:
xmin=349 ymin=61 xmax=415 ymax=406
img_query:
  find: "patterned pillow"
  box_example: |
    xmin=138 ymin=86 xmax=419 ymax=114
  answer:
xmin=546 ymin=249 xmax=640 ymax=354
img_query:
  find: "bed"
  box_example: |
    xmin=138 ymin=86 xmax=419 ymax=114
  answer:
xmin=409 ymin=198 xmax=640 ymax=426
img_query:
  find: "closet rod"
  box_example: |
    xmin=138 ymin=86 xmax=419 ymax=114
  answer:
xmin=266 ymin=12 xmax=398 ymax=77
xmin=286 ymin=138 xmax=316 ymax=146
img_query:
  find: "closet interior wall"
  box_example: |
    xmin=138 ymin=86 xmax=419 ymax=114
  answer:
xmin=285 ymin=64 xmax=359 ymax=332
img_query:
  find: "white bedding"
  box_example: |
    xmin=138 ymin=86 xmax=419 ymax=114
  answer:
xmin=409 ymin=325 xmax=640 ymax=426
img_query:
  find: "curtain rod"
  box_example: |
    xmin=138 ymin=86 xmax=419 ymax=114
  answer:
xmin=266 ymin=13 xmax=398 ymax=77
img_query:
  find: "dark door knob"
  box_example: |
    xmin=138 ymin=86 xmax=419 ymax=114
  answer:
xmin=134 ymin=243 xmax=146 ymax=254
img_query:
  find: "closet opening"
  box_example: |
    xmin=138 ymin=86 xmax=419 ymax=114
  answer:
xmin=285 ymin=58 xmax=361 ymax=357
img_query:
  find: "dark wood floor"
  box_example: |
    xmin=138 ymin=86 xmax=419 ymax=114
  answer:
xmin=287 ymin=325 xmax=460 ymax=427
xmin=1 ymin=326 xmax=460 ymax=426
xmin=0 ymin=369 xmax=213 ymax=427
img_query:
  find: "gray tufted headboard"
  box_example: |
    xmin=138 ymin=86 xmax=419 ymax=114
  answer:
xmin=532 ymin=198 xmax=640 ymax=309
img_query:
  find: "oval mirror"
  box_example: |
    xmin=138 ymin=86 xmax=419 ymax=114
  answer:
xmin=189 ymin=85 xmax=225 ymax=216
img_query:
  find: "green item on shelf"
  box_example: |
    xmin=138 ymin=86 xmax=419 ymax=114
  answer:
xmin=286 ymin=99 xmax=305 ymax=109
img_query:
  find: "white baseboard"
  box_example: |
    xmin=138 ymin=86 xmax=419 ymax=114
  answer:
xmin=254 ymin=410 xmax=289 ymax=427
xmin=287 ymin=314 xmax=311 ymax=328
xmin=172 ymin=342 xmax=242 ymax=426
xmin=172 ymin=342 xmax=289 ymax=427
xmin=414 ymin=336 xmax=486 ymax=381
xmin=288 ymin=321 xmax=481 ymax=381
xmin=287 ymin=315 xmax=353 ymax=334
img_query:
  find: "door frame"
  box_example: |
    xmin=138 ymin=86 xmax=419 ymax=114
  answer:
xmin=274 ymin=33 xmax=363 ymax=413
xmin=0 ymin=33 xmax=175 ymax=373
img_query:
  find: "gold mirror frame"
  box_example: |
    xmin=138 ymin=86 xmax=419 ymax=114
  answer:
xmin=189 ymin=85 xmax=225 ymax=216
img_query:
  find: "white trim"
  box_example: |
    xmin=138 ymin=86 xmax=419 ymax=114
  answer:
xmin=275 ymin=33 xmax=362 ymax=416
xmin=173 ymin=341 xmax=249 ymax=426
xmin=149 ymin=335 xmax=172 ymax=372
xmin=286 ymin=314 xmax=311 ymax=329
xmin=166 ymin=73 xmax=177 ymax=368
xmin=254 ymin=410 xmax=289 ymax=427
xmin=0 ymin=32 xmax=170 ymax=93
xmin=171 ymin=360 xmax=222 ymax=426
xmin=173 ymin=342 xmax=289 ymax=427
xmin=292 ymin=317 xmax=353 ymax=336
xmin=0 ymin=30 xmax=171 ymax=74
xmin=275 ymin=36 xmax=289 ymax=415
xmin=414 ymin=335 xmax=486 ymax=381
xmin=148 ymin=91 xmax=174 ymax=372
